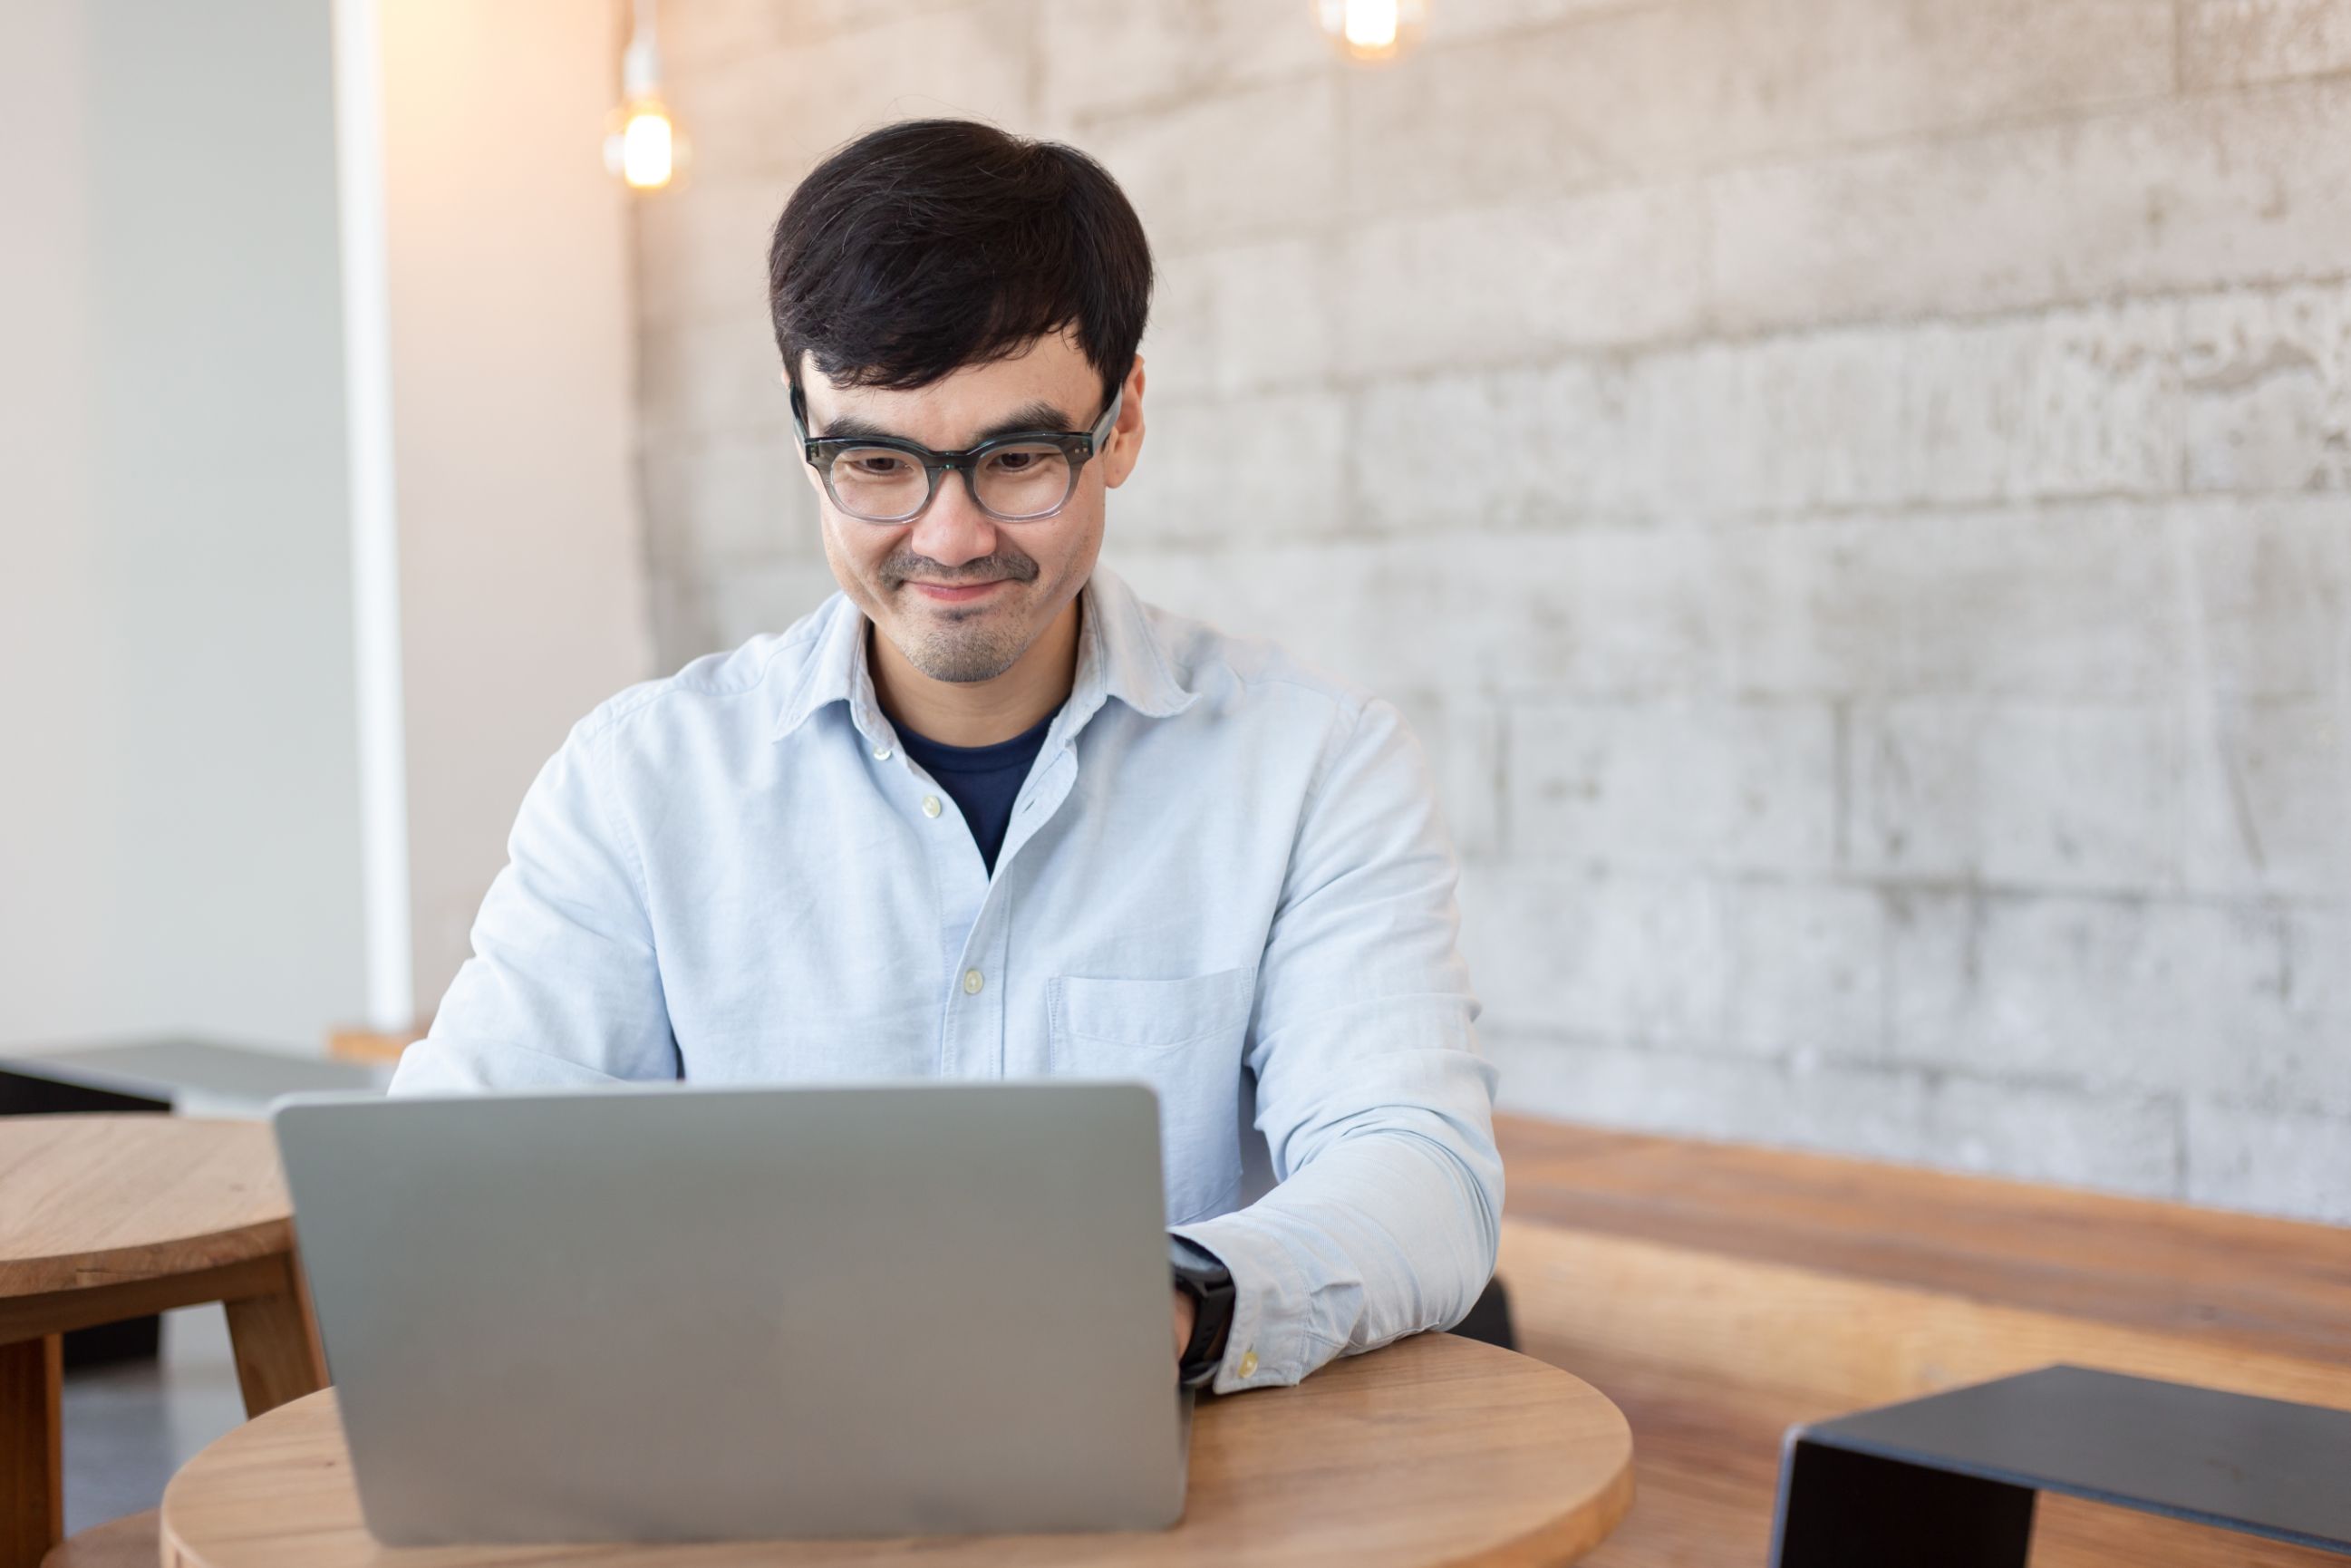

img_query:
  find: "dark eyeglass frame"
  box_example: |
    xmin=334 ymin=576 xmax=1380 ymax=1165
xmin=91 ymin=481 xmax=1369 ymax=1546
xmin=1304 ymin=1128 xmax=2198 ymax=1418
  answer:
xmin=789 ymin=384 xmax=1125 ymax=524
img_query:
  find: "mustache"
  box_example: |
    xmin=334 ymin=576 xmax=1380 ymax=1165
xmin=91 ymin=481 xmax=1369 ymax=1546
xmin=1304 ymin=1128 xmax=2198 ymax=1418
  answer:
xmin=879 ymin=548 xmax=1040 ymax=588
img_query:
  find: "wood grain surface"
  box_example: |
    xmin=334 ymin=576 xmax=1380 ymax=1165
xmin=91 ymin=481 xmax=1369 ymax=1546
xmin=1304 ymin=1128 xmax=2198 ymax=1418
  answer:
xmin=160 ymin=1333 xmax=1633 ymax=1568
xmin=0 ymin=1115 xmax=324 ymax=1568
xmin=37 ymin=1508 xmax=156 ymax=1568
xmin=1501 ymin=1220 xmax=2351 ymax=1568
xmin=0 ymin=1117 xmax=295 ymax=1297
xmin=1495 ymin=1115 xmax=2351 ymax=1364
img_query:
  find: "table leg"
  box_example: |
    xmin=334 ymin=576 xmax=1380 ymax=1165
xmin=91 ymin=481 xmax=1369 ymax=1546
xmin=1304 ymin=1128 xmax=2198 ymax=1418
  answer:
xmin=0 ymin=1334 xmax=62 ymax=1568
xmin=222 ymin=1253 xmax=327 ymax=1418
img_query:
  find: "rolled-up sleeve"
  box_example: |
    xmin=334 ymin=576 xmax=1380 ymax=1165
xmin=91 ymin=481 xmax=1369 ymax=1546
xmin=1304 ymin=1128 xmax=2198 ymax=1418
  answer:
xmin=1170 ymin=696 xmax=1503 ymax=1394
xmin=390 ymin=712 xmax=680 ymax=1094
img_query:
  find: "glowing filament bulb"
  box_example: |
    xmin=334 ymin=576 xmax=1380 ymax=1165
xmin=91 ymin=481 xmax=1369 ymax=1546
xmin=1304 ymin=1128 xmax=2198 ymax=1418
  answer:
xmin=1345 ymin=0 xmax=1399 ymax=49
xmin=608 ymin=0 xmax=684 ymax=192
xmin=620 ymin=104 xmax=673 ymax=189
xmin=1314 ymin=0 xmax=1425 ymax=63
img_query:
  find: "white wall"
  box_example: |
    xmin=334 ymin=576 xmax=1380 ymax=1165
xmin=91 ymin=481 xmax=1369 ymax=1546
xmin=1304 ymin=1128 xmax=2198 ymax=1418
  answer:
xmin=634 ymin=0 xmax=2351 ymax=1223
xmin=379 ymin=0 xmax=653 ymax=1017
xmin=2 ymin=0 xmax=652 ymax=1050
xmin=1 ymin=0 xmax=104 ymax=1037
xmin=0 ymin=0 xmax=368 ymax=1050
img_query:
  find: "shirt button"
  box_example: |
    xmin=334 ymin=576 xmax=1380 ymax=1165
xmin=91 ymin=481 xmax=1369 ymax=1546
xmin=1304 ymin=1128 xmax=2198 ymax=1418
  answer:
xmin=963 ymin=968 xmax=984 ymax=994
xmin=1237 ymin=1350 xmax=1259 ymax=1379
xmin=872 ymin=743 xmax=893 ymax=761
xmin=922 ymin=795 xmax=942 ymax=818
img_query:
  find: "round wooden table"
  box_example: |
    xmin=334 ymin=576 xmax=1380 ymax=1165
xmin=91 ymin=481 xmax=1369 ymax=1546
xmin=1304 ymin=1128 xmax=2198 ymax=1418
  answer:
xmin=161 ymin=1332 xmax=1632 ymax=1566
xmin=0 ymin=1115 xmax=327 ymax=1568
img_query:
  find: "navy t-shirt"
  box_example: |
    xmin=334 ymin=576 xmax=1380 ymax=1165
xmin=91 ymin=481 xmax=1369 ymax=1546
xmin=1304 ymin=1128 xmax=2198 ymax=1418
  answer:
xmin=895 ymin=710 xmax=1058 ymax=875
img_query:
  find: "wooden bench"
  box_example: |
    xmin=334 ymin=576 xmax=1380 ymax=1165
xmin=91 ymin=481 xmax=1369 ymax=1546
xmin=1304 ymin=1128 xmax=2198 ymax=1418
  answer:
xmin=1490 ymin=1116 xmax=2351 ymax=1567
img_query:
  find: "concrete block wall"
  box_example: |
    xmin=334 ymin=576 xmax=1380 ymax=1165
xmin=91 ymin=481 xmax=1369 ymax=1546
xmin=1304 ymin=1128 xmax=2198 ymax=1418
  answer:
xmin=633 ymin=0 xmax=2351 ymax=1221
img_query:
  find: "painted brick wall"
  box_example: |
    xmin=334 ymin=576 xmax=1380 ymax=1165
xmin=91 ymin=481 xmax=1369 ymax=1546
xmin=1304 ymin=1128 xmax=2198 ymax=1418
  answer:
xmin=632 ymin=0 xmax=2351 ymax=1220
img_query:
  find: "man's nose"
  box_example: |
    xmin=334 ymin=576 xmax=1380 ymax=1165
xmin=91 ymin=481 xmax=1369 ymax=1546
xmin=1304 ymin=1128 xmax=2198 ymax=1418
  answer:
xmin=905 ymin=469 xmax=1000 ymax=569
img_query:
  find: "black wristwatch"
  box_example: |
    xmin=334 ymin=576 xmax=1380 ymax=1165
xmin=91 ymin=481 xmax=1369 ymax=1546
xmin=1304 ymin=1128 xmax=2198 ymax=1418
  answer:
xmin=1170 ymin=1249 xmax=1236 ymax=1389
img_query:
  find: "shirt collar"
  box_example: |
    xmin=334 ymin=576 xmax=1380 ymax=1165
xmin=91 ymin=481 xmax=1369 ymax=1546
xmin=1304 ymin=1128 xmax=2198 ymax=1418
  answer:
xmin=1080 ymin=564 xmax=1197 ymax=721
xmin=770 ymin=564 xmax=1196 ymax=743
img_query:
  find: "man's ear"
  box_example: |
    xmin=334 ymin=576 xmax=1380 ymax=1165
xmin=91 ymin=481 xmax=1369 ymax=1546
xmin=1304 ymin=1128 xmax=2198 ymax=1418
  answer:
xmin=1103 ymin=355 xmax=1146 ymax=489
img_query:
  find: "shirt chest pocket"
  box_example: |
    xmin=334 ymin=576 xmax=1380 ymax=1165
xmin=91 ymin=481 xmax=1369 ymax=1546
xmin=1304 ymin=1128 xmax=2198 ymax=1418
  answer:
xmin=1047 ymin=968 xmax=1253 ymax=1225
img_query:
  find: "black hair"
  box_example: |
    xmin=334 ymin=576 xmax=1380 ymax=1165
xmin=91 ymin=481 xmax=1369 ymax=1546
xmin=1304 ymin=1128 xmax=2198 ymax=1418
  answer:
xmin=768 ymin=119 xmax=1153 ymax=411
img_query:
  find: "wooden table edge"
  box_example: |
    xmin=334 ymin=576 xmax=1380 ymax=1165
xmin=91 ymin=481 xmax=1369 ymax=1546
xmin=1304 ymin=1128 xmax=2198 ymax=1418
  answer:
xmin=1452 ymin=1458 xmax=1635 ymax=1568
xmin=0 ymin=1219 xmax=299 ymax=1307
xmin=0 ymin=1115 xmax=298 ymax=1300
xmin=160 ymin=1341 xmax=1640 ymax=1568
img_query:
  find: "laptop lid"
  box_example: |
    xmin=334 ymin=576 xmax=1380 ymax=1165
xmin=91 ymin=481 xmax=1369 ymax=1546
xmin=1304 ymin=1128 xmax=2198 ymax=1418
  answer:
xmin=272 ymin=1079 xmax=1187 ymax=1544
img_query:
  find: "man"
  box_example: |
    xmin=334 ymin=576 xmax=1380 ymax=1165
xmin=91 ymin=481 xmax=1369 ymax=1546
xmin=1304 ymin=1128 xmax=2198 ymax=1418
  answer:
xmin=392 ymin=118 xmax=1502 ymax=1396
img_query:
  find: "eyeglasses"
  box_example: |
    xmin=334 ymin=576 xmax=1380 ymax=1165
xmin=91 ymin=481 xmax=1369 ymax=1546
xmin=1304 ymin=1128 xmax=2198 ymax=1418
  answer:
xmin=789 ymin=385 xmax=1124 ymax=525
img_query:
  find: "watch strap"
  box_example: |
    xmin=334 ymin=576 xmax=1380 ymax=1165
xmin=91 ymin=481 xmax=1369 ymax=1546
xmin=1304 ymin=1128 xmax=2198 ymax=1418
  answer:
xmin=1171 ymin=1251 xmax=1236 ymax=1388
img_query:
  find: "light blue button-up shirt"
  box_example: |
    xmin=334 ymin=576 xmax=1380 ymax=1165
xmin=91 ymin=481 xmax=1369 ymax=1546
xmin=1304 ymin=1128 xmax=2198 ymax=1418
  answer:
xmin=390 ymin=566 xmax=1503 ymax=1394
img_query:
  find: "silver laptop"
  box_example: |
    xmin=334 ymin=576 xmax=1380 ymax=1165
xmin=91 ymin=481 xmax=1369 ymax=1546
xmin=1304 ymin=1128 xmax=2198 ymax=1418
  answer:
xmin=271 ymin=1080 xmax=1190 ymax=1545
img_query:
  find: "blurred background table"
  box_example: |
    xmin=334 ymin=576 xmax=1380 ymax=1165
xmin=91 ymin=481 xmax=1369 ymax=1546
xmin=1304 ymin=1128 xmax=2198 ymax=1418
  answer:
xmin=0 ymin=1040 xmax=383 ymax=1123
xmin=160 ymin=1332 xmax=1632 ymax=1567
xmin=0 ymin=1115 xmax=327 ymax=1568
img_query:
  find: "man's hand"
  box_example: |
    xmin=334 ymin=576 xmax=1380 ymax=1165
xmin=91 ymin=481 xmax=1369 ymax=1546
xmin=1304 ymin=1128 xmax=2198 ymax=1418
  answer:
xmin=1171 ymin=1287 xmax=1195 ymax=1371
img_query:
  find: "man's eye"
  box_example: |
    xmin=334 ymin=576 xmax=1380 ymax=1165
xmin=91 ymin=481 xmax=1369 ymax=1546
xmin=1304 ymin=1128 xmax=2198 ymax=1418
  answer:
xmin=849 ymin=454 xmax=912 ymax=476
xmin=983 ymin=445 xmax=1062 ymax=475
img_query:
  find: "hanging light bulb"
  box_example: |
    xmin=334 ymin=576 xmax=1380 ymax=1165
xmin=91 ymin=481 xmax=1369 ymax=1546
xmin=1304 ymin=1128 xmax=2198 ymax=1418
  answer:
xmin=605 ymin=0 xmax=686 ymax=191
xmin=1314 ymin=0 xmax=1427 ymax=63
xmin=614 ymin=103 xmax=675 ymax=189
